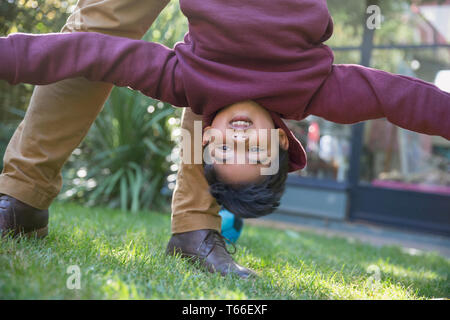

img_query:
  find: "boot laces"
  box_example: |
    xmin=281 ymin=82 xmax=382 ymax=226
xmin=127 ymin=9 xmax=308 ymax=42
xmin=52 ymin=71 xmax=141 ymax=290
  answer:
xmin=206 ymin=230 xmax=236 ymax=255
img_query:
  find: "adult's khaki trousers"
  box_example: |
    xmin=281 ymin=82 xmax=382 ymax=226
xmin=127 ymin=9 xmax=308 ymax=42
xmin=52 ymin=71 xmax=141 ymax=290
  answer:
xmin=0 ymin=0 xmax=221 ymax=234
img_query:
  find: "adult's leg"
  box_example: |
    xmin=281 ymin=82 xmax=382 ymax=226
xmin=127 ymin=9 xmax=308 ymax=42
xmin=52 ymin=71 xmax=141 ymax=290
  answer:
xmin=0 ymin=0 xmax=170 ymax=210
xmin=167 ymin=108 xmax=256 ymax=279
xmin=170 ymin=108 xmax=222 ymax=234
xmin=0 ymin=0 xmax=169 ymax=238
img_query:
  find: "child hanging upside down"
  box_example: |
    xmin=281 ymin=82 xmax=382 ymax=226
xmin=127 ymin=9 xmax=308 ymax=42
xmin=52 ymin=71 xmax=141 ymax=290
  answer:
xmin=0 ymin=0 xmax=449 ymax=277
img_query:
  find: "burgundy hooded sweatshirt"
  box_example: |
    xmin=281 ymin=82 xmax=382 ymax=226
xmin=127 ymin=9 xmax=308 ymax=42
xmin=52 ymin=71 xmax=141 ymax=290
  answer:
xmin=1 ymin=0 xmax=449 ymax=171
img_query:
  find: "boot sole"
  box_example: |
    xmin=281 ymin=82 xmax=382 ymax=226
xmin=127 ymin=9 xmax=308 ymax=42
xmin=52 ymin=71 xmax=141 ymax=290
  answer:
xmin=166 ymin=248 xmax=257 ymax=279
xmin=23 ymin=226 xmax=48 ymax=239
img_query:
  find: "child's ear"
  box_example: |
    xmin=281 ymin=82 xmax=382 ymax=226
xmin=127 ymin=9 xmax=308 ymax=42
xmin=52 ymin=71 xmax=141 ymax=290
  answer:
xmin=278 ymin=128 xmax=289 ymax=150
xmin=202 ymin=126 xmax=212 ymax=147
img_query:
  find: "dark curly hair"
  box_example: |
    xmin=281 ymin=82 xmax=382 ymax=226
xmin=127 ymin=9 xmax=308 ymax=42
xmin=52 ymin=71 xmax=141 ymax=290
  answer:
xmin=203 ymin=147 xmax=289 ymax=218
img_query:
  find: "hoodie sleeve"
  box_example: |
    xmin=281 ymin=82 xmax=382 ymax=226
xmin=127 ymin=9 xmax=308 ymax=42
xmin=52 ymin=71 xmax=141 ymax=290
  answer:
xmin=304 ymin=64 xmax=450 ymax=139
xmin=0 ymin=32 xmax=187 ymax=107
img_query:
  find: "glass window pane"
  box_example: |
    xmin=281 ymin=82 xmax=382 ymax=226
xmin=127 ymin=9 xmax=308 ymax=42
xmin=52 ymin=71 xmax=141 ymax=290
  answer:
xmin=333 ymin=50 xmax=361 ymax=65
xmin=360 ymin=120 xmax=450 ymax=195
xmin=326 ymin=0 xmax=450 ymax=48
xmin=286 ymin=117 xmax=352 ymax=182
xmin=372 ymin=2 xmax=450 ymax=46
xmin=360 ymin=47 xmax=450 ymax=195
xmin=325 ymin=0 xmax=366 ymax=48
xmin=371 ymin=48 xmax=450 ymax=82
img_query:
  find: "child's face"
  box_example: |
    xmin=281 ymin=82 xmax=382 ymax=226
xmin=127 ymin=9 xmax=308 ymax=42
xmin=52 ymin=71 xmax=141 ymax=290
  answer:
xmin=203 ymin=100 xmax=289 ymax=185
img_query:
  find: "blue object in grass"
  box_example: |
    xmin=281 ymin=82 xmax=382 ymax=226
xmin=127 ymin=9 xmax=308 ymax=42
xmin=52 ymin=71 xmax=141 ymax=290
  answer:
xmin=219 ymin=208 xmax=244 ymax=243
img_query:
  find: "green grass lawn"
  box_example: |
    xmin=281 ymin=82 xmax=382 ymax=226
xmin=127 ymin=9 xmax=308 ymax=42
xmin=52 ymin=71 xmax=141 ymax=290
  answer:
xmin=0 ymin=202 xmax=448 ymax=299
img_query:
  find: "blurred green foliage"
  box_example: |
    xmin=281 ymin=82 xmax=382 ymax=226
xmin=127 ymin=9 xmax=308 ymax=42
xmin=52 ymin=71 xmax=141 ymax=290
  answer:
xmin=60 ymin=89 xmax=181 ymax=212
xmin=0 ymin=0 xmax=75 ymax=34
xmin=327 ymin=0 xmax=449 ymax=80
xmin=0 ymin=0 xmax=77 ymax=172
xmin=59 ymin=1 xmax=188 ymax=212
xmin=0 ymin=0 xmax=188 ymax=212
xmin=0 ymin=0 xmax=77 ymax=123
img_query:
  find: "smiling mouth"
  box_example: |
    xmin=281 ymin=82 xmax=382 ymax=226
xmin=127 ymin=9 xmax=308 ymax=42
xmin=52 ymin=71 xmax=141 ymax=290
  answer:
xmin=229 ymin=115 xmax=253 ymax=130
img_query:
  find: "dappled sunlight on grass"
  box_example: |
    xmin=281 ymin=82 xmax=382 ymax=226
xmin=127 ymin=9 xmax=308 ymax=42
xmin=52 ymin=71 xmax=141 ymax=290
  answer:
xmin=237 ymin=224 xmax=449 ymax=299
xmin=101 ymin=276 xmax=142 ymax=299
xmin=365 ymin=260 xmax=443 ymax=282
xmin=0 ymin=202 xmax=448 ymax=299
xmin=209 ymin=289 xmax=248 ymax=299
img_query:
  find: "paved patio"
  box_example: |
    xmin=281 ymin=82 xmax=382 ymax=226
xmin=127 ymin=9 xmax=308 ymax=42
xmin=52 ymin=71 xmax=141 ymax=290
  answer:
xmin=247 ymin=213 xmax=450 ymax=258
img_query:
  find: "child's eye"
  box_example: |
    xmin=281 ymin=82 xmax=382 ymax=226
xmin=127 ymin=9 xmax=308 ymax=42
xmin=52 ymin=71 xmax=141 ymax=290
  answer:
xmin=216 ymin=145 xmax=230 ymax=152
xmin=213 ymin=144 xmax=233 ymax=163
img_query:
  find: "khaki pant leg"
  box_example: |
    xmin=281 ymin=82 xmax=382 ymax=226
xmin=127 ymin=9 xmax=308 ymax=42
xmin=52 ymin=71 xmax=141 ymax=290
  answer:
xmin=0 ymin=0 xmax=170 ymax=209
xmin=170 ymin=108 xmax=222 ymax=234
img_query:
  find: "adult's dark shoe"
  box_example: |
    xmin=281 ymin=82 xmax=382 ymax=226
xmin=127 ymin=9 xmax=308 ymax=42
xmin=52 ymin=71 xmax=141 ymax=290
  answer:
xmin=166 ymin=229 xmax=257 ymax=279
xmin=0 ymin=193 xmax=49 ymax=238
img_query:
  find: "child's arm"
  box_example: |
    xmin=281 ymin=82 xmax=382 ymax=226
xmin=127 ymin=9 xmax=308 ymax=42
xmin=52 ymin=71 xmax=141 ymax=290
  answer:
xmin=0 ymin=32 xmax=187 ymax=107
xmin=304 ymin=64 xmax=450 ymax=139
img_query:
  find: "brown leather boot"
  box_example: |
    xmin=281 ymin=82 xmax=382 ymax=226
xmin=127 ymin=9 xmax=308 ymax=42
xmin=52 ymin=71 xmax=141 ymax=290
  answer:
xmin=166 ymin=229 xmax=257 ymax=279
xmin=0 ymin=194 xmax=49 ymax=238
